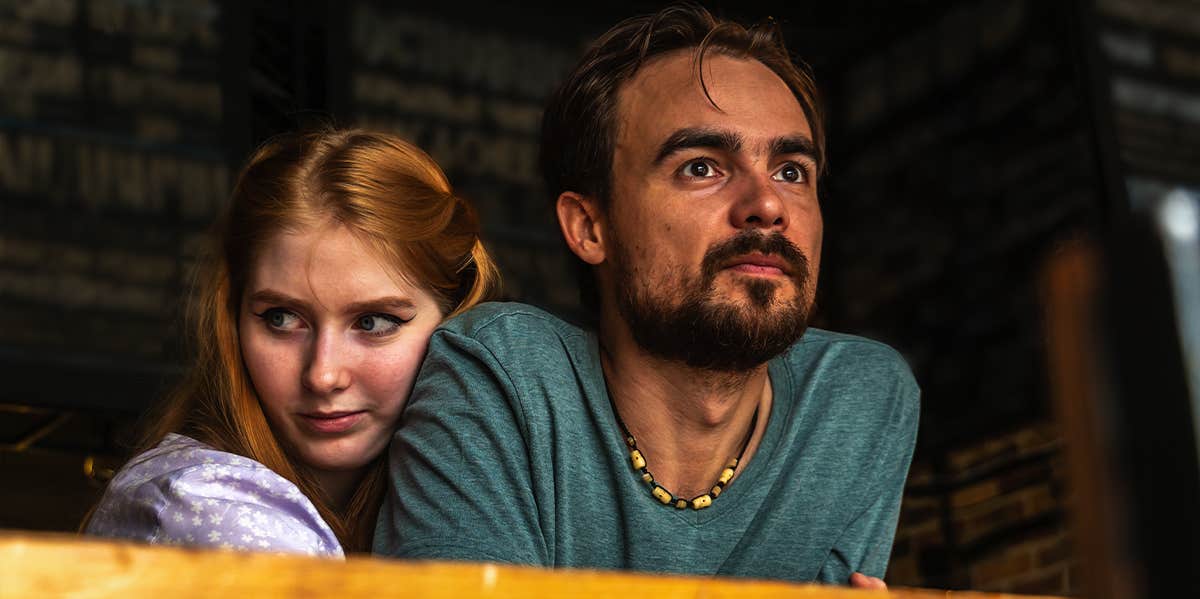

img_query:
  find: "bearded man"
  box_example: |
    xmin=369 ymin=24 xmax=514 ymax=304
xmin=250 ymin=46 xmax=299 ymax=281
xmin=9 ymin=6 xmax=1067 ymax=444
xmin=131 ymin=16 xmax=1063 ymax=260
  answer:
xmin=375 ymin=5 xmax=919 ymax=587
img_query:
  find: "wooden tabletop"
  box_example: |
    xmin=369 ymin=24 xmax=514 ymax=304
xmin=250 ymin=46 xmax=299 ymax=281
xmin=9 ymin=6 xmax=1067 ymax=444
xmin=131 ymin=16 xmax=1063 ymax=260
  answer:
xmin=0 ymin=531 xmax=1063 ymax=598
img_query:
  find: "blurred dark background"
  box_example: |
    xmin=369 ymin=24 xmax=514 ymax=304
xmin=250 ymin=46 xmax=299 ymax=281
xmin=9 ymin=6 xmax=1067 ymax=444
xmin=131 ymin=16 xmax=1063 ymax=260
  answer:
xmin=2 ymin=0 xmax=1198 ymax=595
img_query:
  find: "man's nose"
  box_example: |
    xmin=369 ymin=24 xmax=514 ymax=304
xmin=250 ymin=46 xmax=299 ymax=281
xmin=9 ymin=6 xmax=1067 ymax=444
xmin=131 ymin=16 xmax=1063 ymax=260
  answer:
xmin=729 ymin=173 xmax=788 ymax=230
xmin=302 ymin=332 xmax=351 ymax=394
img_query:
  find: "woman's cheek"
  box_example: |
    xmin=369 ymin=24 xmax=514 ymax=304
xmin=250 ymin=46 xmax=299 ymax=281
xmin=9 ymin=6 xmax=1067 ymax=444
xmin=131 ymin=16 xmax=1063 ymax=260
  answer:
xmin=369 ymin=338 xmax=431 ymax=417
xmin=241 ymin=329 xmax=300 ymax=411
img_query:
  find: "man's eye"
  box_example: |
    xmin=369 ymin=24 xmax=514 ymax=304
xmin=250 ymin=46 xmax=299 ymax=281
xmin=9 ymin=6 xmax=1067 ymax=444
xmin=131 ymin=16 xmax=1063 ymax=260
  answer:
xmin=682 ymin=160 xmax=717 ymax=178
xmin=256 ymin=308 xmax=302 ymax=331
xmin=355 ymin=313 xmax=405 ymax=336
xmin=771 ymin=163 xmax=807 ymax=184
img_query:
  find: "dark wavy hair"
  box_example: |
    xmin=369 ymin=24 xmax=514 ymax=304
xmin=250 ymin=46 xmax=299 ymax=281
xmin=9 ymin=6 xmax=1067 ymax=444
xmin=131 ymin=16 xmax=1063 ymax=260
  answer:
xmin=540 ymin=2 xmax=825 ymax=208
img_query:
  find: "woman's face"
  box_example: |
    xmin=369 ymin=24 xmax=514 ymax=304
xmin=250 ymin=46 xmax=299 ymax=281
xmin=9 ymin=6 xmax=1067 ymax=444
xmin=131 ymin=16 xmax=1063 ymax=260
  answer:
xmin=238 ymin=224 xmax=443 ymax=480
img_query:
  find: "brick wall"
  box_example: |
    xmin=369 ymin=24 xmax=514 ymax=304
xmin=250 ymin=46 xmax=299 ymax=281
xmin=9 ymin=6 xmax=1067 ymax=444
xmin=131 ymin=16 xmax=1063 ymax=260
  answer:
xmin=888 ymin=422 xmax=1081 ymax=595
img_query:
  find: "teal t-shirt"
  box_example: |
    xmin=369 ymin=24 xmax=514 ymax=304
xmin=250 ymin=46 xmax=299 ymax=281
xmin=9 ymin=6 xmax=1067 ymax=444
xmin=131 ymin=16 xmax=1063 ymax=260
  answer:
xmin=375 ymin=302 xmax=919 ymax=584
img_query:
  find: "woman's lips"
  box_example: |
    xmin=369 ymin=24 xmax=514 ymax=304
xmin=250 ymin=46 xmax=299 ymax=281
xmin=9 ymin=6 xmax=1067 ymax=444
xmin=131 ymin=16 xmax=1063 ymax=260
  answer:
xmin=298 ymin=411 xmax=366 ymax=434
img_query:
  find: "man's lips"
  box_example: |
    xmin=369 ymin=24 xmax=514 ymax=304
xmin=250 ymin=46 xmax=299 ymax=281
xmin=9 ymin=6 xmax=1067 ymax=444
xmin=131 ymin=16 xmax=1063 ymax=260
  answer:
xmin=298 ymin=411 xmax=366 ymax=434
xmin=722 ymin=254 xmax=792 ymax=276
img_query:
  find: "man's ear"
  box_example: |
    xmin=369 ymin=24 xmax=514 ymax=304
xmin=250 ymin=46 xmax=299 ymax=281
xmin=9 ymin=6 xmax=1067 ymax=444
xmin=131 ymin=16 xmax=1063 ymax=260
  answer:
xmin=556 ymin=191 xmax=606 ymax=265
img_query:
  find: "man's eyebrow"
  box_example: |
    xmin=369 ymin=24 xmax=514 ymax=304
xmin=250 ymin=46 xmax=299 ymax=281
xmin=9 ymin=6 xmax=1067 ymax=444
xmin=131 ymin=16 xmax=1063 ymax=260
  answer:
xmin=768 ymin=135 xmax=820 ymax=164
xmin=653 ymin=127 xmax=744 ymax=164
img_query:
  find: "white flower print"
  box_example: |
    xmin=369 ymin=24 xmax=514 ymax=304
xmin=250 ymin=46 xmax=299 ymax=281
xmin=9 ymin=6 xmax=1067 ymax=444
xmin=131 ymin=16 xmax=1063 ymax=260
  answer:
xmin=87 ymin=433 xmax=343 ymax=558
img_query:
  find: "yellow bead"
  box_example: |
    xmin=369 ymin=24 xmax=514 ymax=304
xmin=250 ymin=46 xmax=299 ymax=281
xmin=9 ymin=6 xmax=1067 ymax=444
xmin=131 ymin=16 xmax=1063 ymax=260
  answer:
xmin=726 ymin=458 xmax=739 ymax=469
xmin=718 ymin=468 xmax=735 ymax=485
xmin=630 ymin=450 xmax=646 ymax=470
xmin=675 ymin=499 xmax=687 ymax=509
xmin=710 ymin=485 xmax=722 ymax=497
xmin=652 ymin=486 xmax=672 ymax=504
xmin=642 ymin=472 xmax=653 ymax=483
xmin=625 ymin=436 xmax=636 ymax=447
xmin=691 ymin=494 xmax=713 ymax=509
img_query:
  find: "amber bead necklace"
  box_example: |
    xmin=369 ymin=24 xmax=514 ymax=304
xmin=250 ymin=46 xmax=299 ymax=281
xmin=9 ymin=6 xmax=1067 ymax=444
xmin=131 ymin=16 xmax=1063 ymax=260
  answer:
xmin=607 ymin=393 xmax=759 ymax=510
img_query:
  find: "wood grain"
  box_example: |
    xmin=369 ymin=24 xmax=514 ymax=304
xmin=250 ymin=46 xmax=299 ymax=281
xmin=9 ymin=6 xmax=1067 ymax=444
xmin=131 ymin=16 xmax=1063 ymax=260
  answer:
xmin=0 ymin=532 xmax=1065 ymax=599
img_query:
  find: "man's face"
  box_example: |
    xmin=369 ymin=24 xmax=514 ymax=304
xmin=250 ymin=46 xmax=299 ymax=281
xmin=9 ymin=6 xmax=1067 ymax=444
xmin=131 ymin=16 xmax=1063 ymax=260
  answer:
xmin=603 ymin=49 xmax=822 ymax=371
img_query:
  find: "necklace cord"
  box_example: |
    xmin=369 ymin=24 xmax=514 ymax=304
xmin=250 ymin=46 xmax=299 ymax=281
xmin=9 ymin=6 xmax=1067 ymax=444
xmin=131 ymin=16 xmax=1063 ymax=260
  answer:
xmin=606 ymin=391 xmax=760 ymax=510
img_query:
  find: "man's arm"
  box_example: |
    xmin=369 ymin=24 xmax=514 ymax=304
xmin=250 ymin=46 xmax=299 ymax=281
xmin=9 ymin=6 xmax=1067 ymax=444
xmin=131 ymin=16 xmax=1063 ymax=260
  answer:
xmin=373 ymin=326 xmax=549 ymax=565
xmin=818 ymin=369 xmax=920 ymax=583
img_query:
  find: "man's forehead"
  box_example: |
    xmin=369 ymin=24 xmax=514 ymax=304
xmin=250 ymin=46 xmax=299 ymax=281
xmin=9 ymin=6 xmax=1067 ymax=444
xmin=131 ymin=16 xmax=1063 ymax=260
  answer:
xmin=614 ymin=49 xmax=811 ymax=151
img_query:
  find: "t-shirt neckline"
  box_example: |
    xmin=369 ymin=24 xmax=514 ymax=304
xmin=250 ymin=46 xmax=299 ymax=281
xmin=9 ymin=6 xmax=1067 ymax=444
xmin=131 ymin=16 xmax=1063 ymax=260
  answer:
xmin=586 ymin=334 xmax=793 ymax=527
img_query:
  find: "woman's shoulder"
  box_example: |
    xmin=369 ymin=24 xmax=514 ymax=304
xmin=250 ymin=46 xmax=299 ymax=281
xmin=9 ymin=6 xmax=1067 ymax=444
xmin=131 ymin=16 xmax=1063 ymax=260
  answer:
xmin=113 ymin=433 xmax=262 ymax=481
xmin=86 ymin=434 xmax=343 ymax=557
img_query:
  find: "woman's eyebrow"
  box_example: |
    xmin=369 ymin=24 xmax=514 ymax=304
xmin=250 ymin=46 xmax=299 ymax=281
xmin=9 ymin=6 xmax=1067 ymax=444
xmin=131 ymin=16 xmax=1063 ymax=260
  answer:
xmin=342 ymin=297 xmax=417 ymax=313
xmin=247 ymin=291 xmax=415 ymax=314
xmin=247 ymin=289 xmax=310 ymax=309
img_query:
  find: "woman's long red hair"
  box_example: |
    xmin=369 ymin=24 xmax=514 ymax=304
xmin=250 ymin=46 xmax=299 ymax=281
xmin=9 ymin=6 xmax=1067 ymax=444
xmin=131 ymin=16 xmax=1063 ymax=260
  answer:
xmin=89 ymin=130 xmax=498 ymax=551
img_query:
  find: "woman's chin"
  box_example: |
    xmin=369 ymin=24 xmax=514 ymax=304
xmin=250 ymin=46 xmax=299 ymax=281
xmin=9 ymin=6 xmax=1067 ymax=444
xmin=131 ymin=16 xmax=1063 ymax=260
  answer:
xmin=296 ymin=440 xmax=378 ymax=474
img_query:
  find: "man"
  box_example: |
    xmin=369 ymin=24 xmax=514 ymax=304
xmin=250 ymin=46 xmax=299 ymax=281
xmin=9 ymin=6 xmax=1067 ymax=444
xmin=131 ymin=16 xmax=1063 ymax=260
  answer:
xmin=374 ymin=5 xmax=918 ymax=587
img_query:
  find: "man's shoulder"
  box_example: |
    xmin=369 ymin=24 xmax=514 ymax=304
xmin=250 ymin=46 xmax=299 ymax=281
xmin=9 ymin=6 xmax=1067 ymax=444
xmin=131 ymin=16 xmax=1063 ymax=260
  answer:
xmin=778 ymin=328 xmax=920 ymax=457
xmin=437 ymin=301 xmax=587 ymax=348
xmin=784 ymin=327 xmax=919 ymax=399
xmin=423 ymin=302 xmax=596 ymax=391
xmin=794 ymin=328 xmax=908 ymax=364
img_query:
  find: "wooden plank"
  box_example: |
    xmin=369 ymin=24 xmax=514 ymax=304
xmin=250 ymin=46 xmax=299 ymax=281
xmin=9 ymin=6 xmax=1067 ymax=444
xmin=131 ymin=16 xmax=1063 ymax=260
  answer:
xmin=1040 ymin=240 xmax=1139 ymax=599
xmin=0 ymin=532 xmax=1062 ymax=599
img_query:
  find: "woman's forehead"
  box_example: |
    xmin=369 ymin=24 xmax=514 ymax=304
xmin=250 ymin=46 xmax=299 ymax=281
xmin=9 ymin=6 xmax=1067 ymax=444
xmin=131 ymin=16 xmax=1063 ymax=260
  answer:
xmin=247 ymin=224 xmax=433 ymax=310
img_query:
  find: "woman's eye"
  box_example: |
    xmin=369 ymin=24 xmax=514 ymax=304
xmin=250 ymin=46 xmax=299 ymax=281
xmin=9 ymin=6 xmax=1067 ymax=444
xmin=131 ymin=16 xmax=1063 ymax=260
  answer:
xmin=771 ymin=163 xmax=807 ymax=184
xmin=257 ymin=308 xmax=302 ymax=331
xmin=355 ymin=313 xmax=405 ymax=336
xmin=682 ymin=160 xmax=717 ymax=178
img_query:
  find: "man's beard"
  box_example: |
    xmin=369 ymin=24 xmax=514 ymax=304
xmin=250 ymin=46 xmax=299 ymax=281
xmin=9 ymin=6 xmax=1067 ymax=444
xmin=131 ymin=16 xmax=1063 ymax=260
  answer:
xmin=614 ymin=231 xmax=813 ymax=372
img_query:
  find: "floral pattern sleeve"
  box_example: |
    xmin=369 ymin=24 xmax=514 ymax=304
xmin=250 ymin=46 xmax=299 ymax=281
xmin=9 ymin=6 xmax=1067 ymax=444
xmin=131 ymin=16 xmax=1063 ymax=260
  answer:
xmin=86 ymin=434 xmax=343 ymax=558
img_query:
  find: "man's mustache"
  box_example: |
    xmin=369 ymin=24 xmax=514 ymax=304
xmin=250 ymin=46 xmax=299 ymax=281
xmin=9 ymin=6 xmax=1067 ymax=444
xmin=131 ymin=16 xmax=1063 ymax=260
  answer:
xmin=700 ymin=231 xmax=810 ymax=284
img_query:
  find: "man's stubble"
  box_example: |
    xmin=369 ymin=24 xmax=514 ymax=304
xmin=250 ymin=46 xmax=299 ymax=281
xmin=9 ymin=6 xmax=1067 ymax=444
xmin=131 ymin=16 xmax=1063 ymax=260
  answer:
xmin=612 ymin=230 xmax=814 ymax=373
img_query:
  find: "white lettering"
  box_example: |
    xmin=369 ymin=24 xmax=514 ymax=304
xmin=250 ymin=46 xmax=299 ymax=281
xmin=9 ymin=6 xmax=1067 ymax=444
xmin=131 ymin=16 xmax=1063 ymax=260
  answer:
xmin=0 ymin=133 xmax=53 ymax=194
xmin=2 ymin=0 xmax=76 ymax=26
xmin=351 ymin=5 xmax=574 ymax=99
xmin=0 ymin=47 xmax=82 ymax=101
xmin=88 ymin=0 xmax=220 ymax=49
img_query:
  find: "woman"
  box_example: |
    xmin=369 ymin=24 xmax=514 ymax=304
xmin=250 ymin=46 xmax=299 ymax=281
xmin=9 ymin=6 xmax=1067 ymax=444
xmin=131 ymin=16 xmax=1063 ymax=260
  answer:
xmin=84 ymin=129 xmax=498 ymax=556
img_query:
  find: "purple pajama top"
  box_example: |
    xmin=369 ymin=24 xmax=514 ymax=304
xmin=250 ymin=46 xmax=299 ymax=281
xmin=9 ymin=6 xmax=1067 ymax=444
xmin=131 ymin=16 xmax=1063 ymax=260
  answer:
xmin=85 ymin=433 xmax=343 ymax=557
